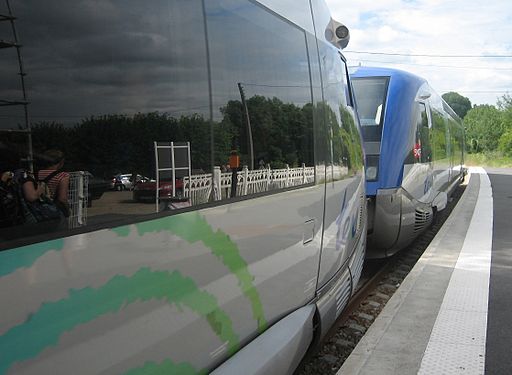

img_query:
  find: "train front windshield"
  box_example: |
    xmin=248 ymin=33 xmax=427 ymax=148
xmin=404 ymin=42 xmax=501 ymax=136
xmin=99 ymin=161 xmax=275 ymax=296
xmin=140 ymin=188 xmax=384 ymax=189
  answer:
xmin=352 ymin=77 xmax=389 ymax=142
xmin=352 ymin=76 xmax=389 ymax=182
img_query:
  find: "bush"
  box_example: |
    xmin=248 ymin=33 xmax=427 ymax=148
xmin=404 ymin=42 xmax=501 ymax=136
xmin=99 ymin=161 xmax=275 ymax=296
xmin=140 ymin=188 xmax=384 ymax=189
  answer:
xmin=499 ymin=130 xmax=512 ymax=157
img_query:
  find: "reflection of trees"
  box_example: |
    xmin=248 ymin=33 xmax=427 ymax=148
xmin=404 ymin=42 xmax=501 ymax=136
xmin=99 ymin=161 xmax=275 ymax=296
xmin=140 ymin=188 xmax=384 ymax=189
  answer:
xmin=219 ymin=96 xmax=314 ymax=169
xmin=339 ymin=105 xmax=364 ymax=172
xmin=323 ymin=103 xmax=363 ymax=174
xmin=431 ymin=110 xmax=447 ymax=160
xmin=419 ymin=126 xmax=432 ymax=163
xmin=9 ymin=113 xmax=211 ymax=177
xmin=3 ymin=95 xmax=365 ymax=178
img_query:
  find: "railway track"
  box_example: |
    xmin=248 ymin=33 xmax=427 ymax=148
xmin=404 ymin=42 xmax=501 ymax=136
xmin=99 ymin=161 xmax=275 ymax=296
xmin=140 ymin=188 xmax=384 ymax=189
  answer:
xmin=297 ymin=180 xmax=467 ymax=375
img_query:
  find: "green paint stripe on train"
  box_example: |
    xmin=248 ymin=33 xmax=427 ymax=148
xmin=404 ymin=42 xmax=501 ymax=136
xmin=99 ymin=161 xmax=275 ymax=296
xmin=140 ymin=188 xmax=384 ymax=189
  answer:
xmin=124 ymin=359 xmax=207 ymax=375
xmin=0 ymin=268 xmax=239 ymax=375
xmin=132 ymin=212 xmax=268 ymax=333
xmin=0 ymin=239 xmax=64 ymax=278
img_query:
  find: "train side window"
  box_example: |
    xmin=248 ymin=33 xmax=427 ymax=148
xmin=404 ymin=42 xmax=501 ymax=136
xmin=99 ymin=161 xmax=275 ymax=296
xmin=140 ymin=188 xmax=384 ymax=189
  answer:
xmin=0 ymin=1 xmax=212 ymax=243
xmin=342 ymin=57 xmax=354 ymax=107
xmin=316 ymin=42 xmax=363 ymax=178
xmin=205 ymin=0 xmax=315 ymax=199
xmin=415 ymin=103 xmax=432 ymax=163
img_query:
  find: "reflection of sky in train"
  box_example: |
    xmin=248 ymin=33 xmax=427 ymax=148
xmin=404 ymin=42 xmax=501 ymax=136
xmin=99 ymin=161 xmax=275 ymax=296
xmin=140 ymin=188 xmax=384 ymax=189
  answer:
xmin=256 ymin=0 xmax=314 ymax=34
xmin=0 ymin=0 xmax=209 ymax=127
xmin=206 ymin=1 xmax=313 ymax=120
xmin=0 ymin=0 xmax=327 ymax=129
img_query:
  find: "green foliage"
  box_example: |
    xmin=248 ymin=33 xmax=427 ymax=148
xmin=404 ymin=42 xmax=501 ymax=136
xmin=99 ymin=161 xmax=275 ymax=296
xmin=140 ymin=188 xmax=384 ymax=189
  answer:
xmin=22 ymin=97 xmax=318 ymax=177
xmin=29 ymin=113 xmax=211 ymax=178
xmin=463 ymin=104 xmax=504 ymax=153
xmin=465 ymin=151 xmax=512 ymax=168
xmin=9 ymin=94 xmax=363 ymax=178
xmin=431 ymin=110 xmax=447 ymax=160
xmin=219 ymin=96 xmax=313 ymax=169
xmin=498 ymin=94 xmax=512 ymax=131
xmin=498 ymin=129 xmax=512 ymax=157
xmin=442 ymin=92 xmax=472 ymax=119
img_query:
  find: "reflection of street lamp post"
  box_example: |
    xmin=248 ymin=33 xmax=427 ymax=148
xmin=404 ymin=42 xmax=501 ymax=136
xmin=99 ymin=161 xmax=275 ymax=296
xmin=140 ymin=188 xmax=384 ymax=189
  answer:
xmin=237 ymin=82 xmax=254 ymax=170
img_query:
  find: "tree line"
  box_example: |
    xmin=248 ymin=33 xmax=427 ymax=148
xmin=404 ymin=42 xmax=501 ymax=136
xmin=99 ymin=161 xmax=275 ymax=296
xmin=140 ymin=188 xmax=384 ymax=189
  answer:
xmin=2 ymin=96 xmax=362 ymax=178
xmin=442 ymin=92 xmax=512 ymax=156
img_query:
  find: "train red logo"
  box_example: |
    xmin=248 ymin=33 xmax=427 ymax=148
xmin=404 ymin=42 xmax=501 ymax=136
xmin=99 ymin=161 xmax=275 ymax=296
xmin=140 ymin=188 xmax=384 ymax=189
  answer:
xmin=413 ymin=143 xmax=422 ymax=159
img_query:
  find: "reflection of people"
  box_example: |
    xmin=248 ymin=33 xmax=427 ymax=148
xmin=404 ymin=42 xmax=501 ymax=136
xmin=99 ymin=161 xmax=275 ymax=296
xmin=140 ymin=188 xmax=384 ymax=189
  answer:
xmin=229 ymin=150 xmax=240 ymax=170
xmin=130 ymin=171 xmax=139 ymax=190
xmin=0 ymin=170 xmax=24 ymax=228
xmin=37 ymin=150 xmax=70 ymax=217
xmin=229 ymin=150 xmax=240 ymax=198
xmin=22 ymin=171 xmax=44 ymax=203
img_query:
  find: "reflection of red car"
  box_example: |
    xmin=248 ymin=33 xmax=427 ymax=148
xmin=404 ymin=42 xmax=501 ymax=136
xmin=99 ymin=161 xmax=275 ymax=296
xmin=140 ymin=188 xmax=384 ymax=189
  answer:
xmin=132 ymin=179 xmax=184 ymax=202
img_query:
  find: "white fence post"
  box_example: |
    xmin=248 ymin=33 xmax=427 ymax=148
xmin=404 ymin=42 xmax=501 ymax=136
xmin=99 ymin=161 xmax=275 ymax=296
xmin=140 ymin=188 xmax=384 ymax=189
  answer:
xmin=213 ymin=166 xmax=221 ymax=201
xmin=266 ymin=166 xmax=271 ymax=191
xmin=285 ymin=164 xmax=290 ymax=187
xmin=302 ymin=163 xmax=306 ymax=184
xmin=242 ymin=165 xmax=249 ymax=196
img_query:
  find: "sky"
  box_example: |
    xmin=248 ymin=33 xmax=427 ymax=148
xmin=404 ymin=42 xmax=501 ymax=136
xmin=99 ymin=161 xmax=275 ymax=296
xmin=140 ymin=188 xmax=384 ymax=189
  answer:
xmin=326 ymin=0 xmax=512 ymax=107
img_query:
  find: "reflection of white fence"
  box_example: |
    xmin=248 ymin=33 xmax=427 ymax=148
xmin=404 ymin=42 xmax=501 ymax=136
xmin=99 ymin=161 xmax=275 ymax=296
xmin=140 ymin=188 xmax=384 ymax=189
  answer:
xmin=332 ymin=165 xmax=349 ymax=180
xmin=183 ymin=164 xmax=315 ymax=206
xmin=182 ymin=173 xmax=212 ymax=206
xmin=68 ymin=171 xmax=88 ymax=229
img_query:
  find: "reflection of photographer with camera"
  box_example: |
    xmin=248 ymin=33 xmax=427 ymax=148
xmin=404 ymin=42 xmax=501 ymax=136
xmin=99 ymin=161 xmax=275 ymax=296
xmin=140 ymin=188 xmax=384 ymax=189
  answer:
xmin=33 ymin=150 xmax=71 ymax=219
xmin=229 ymin=150 xmax=240 ymax=198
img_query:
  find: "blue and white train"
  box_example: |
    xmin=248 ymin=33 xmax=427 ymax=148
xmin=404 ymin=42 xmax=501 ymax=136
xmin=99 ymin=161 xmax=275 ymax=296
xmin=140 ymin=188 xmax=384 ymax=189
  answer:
xmin=351 ymin=66 xmax=465 ymax=258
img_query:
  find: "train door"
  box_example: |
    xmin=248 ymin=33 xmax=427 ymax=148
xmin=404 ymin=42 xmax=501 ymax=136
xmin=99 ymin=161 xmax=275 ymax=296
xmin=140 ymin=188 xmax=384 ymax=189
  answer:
xmin=447 ymin=125 xmax=452 ymax=183
xmin=314 ymin=47 xmax=365 ymax=327
xmin=429 ymin=103 xmax=450 ymax=196
xmin=404 ymin=101 xmax=434 ymax=203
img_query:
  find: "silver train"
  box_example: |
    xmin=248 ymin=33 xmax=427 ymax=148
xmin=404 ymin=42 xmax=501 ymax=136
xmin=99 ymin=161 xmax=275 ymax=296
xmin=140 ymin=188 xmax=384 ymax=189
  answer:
xmin=351 ymin=66 xmax=465 ymax=258
xmin=0 ymin=1 xmax=366 ymax=374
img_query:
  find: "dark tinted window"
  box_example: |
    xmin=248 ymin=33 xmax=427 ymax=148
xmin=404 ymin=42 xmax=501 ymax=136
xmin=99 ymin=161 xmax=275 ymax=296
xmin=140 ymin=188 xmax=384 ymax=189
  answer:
xmin=206 ymin=0 xmax=314 ymax=199
xmin=0 ymin=0 xmax=316 ymax=242
xmin=414 ymin=102 xmax=431 ymax=163
xmin=1 ymin=1 xmax=212 ymax=236
xmin=352 ymin=76 xmax=388 ymax=143
xmin=318 ymin=43 xmax=363 ymax=178
xmin=352 ymin=77 xmax=388 ymax=127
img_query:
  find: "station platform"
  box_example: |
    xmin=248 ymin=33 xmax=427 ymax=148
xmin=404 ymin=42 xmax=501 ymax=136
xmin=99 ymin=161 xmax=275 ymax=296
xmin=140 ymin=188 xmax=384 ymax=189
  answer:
xmin=338 ymin=167 xmax=512 ymax=375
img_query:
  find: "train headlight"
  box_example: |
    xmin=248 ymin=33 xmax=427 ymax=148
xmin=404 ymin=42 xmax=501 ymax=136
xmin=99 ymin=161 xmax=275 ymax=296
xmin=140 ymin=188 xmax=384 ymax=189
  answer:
xmin=366 ymin=167 xmax=378 ymax=180
xmin=365 ymin=155 xmax=379 ymax=181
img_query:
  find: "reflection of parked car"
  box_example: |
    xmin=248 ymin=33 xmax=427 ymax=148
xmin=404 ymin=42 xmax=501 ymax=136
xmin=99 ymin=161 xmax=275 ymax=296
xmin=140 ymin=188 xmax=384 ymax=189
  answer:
xmin=110 ymin=174 xmax=151 ymax=191
xmin=86 ymin=173 xmax=110 ymax=207
xmin=132 ymin=179 xmax=184 ymax=202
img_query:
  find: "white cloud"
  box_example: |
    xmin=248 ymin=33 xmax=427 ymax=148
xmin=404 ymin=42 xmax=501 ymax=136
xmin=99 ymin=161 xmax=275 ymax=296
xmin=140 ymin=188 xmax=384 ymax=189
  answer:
xmin=327 ymin=0 xmax=512 ymax=105
xmin=376 ymin=25 xmax=399 ymax=42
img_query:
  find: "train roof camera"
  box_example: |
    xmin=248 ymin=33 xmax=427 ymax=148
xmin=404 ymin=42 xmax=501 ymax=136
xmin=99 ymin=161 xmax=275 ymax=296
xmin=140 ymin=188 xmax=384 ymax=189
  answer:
xmin=325 ymin=18 xmax=350 ymax=50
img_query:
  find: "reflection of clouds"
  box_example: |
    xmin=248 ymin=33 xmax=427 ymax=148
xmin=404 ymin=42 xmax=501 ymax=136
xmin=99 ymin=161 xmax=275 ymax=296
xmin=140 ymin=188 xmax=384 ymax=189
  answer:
xmin=329 ymin=0 xmax=512 ymax=105
xmin=252 ymin=0 xmax=315 ymax=34
xmin=0 ymin=0 xmax=336 ymax=129
xmin=0 ymin=0 xmax=210 ymax=128
xmin=206 ymin=1 xmax=313 ymax=120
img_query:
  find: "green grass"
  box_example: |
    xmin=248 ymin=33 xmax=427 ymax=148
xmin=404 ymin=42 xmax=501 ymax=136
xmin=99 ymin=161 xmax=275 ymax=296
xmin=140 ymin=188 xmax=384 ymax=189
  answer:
xmin=465 ymin=152 xmax=512 ymax=168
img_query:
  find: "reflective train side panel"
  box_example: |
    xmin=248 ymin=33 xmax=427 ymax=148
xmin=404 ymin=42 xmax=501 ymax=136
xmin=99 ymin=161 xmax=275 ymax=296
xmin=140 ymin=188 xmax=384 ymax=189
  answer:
xmin=0 ymin=1 xmax=365 ymax=374
xmin=351 ymin=66 xmax=464 ymax=258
